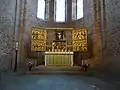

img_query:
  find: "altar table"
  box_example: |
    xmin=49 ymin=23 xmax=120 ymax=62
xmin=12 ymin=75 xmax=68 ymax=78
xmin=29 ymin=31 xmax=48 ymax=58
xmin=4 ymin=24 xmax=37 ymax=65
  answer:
xmin=45 ymin=52 xmax=73 ymax=66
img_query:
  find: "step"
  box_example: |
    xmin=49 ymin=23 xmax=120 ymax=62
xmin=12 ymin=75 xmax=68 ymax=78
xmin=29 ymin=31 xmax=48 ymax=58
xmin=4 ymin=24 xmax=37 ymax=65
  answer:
xmin=26 ymin=70 xmax=88 ymax=75
xmin=26 ymin=66 xmax=88 ymax=75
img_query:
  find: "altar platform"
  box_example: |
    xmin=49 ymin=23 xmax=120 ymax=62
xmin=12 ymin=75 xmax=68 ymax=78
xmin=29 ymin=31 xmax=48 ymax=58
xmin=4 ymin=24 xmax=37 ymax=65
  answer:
xmin=26 ymin=65 xmax=88 ymax=75
xmin=45 ymin=52 xmax=73 ymax=66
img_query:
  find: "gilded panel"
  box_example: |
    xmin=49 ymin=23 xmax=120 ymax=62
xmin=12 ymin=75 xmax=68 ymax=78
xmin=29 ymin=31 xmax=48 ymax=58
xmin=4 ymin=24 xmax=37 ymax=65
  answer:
xmin=31 ymin=27 xmax=46 ymax=51
xmin=72 ymin=28 xmax=88 ymax=52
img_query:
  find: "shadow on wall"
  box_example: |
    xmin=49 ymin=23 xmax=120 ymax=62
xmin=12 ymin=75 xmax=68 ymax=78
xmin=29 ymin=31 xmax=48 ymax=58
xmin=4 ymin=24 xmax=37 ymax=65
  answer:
xmin=88 ymin=34 xmax=93 ymax=58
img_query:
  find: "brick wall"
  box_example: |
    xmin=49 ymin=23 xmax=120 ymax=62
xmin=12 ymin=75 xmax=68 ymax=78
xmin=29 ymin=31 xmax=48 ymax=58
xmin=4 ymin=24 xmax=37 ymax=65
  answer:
xmin=105 ymin=0 xmax=120 ymax=72
xmin=0 ymin=0 xmax=17 ymax=70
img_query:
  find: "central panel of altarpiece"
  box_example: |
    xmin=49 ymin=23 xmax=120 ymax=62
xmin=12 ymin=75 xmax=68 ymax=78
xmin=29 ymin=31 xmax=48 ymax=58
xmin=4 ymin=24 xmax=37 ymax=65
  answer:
xmin=31 ymin=27 xmax=87 ymax=66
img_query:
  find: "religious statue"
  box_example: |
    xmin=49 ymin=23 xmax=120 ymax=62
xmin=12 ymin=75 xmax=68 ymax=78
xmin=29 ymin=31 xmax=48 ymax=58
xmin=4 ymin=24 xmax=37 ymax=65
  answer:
xmin=58 ymin=32 xmax=62 ymax=40
xmin=55 ymin=31 xmax=64 ymax=40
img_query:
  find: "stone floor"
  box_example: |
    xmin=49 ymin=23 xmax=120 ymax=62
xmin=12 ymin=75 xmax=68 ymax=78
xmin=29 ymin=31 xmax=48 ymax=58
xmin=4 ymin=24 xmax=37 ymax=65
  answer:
xmin=0 ymin=71 xmax=119 ymax=90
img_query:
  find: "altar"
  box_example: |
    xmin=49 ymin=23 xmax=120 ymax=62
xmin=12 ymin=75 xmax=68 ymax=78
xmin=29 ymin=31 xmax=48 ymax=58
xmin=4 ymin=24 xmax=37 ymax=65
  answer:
xmin=45 ymin=52 xmax=73 ymax=66
xmin=31 ymin=27 xmax=88 ymax=67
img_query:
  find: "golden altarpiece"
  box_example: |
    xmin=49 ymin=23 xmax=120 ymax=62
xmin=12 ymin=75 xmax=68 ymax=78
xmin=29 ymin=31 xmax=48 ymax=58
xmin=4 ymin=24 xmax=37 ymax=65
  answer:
xmin=31 ymin=27 xmax=87 ymax=66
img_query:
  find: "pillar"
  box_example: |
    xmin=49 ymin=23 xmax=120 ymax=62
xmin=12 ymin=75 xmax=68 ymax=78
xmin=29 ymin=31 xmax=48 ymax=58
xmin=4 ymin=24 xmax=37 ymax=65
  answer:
xmin=67 ymin=0 xmax=72 ymax=23
xmin=45 ymin=0 xmax=50 ymax=20
xmin=49 ymin=0 xmax=54 ymax=23
xmin=93 ymin=0 xmax=102 ymax=66
xmin=72 ymin=0 xmax=77 ymax=20
xmin=17 ymin=0 xmax=27 ymax=71
xmin=100 ymin=0 xmax=107 ymax=62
